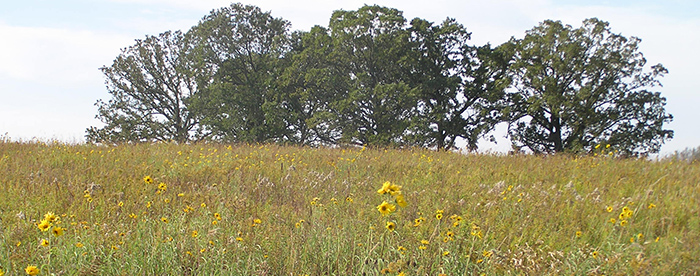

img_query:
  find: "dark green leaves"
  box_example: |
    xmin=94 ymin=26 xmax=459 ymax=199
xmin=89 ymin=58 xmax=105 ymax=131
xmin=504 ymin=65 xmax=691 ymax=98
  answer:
xmin=88 ymin=4 xmax=673 ymax=155
xmin=504 ymin=18 xmax=673 ymax=155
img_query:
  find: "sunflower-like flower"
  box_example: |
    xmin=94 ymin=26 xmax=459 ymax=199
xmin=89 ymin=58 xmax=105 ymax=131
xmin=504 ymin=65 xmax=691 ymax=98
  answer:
xmin=376 ymin=201 xmax=396 ymax=216
xmin=44 ymin=212 xmax=58 ymax=223
xmin=25 ymin=265 xmax=40 ymax=276
xmin=385 ymin=221 xmax=396 ymax=231
xmin=377 ymin=181 xmax=392 ymax=194
xmin=377 ymin=181 xmax=401 ymax=195
xmin=52 ymin=227 xmax=65 ymax=237
xmin=395 ymin=194 xmax=408 ymax=207
xmin=37 ymin=219 xmax=51 ymax=232
xmin=143 ymin=175 xmax=154 ymax=184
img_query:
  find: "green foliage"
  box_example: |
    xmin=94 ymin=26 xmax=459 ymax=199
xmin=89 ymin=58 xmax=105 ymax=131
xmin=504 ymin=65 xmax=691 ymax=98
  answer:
xmin=1 ymin=141 xmax=699 ymax=275
xmin=277 ymin=26 xmax=347 ymax=145
xmin=186 ymin=3 xmax=292 ymax=143
xmin=87 ymin=31 xmax=206 ymax=143
xmin=504 ymin=18 xmax=673 ymax=155
xmin=88 ymin=4 xmax=674 ymax=155
xmin=328 ymin=5 xmax=419 ymax=146
xmin=406 ymin=18 xmax=511 ymax=150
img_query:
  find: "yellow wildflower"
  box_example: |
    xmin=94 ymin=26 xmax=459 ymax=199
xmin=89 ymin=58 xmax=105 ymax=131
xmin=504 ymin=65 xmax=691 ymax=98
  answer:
xmin=395 ymin=194 xmax=408 ymax=207
xmin=376 ymin=201 xmax=396 ymax=216
xmin=377 ymin=181 xmax=391 ymax=194
xmin=37 ymin=219 xmax=51 ymax=232
xmin=619 ymin=212 xmax=627 ymax=220
xmin=143 ymin=175 xmax=153 ymax=184
xmin=52 ymin=227 xmax=65 ymax=237
xmin=44 ymin=212 xmax=58 ymax=222
xmin=385 ymin=221 xmax=396 ymax=231
xmin=40 ymin=239 xmax=49 ymax=247
xmin=25 ymin=265 xmax=40 ymax=275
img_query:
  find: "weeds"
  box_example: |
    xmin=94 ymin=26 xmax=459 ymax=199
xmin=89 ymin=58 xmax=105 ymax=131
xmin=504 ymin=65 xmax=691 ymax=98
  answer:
xmin=0 ymin=141 xmax=698 ymax=275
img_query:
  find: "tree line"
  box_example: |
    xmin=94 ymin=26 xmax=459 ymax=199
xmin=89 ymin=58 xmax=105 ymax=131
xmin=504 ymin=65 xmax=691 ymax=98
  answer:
xmin=86 ymin=3 xmax=673 ymax=156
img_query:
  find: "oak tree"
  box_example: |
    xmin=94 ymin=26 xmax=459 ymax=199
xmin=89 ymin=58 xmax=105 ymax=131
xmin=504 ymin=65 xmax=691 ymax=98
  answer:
xmin=504 ymin=18 xmax=673 ymax=155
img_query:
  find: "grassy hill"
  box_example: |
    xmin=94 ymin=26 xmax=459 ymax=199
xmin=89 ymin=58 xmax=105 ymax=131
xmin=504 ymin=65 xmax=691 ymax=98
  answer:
xmin=0 ymin=141 xmax=698 ymax=275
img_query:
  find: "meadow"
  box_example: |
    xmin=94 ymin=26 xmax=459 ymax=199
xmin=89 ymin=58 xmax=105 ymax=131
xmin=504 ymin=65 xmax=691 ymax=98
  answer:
xmin=0 ymin=141 xmax=698 ymax=275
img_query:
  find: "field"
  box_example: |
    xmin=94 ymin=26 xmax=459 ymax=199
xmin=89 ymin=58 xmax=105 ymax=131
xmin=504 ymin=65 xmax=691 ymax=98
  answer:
xmin=0 ymin=141 xmax=698 ymax=275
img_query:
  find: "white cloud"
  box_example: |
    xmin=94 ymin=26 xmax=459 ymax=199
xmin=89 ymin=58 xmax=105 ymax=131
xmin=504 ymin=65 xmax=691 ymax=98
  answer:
xmin=0 ymin=0 xmax=696 ymax=151
xmin=0 ymin=23 xmax=133 ymax=88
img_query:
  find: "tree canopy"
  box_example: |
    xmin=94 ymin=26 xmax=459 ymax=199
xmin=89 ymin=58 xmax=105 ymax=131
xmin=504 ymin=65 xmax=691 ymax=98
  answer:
xmin=87 ymin=4 xmax=673 ymax=156
xmin=87 ymin=30 xmax=205 ymax=143
xmin=503 ymin=18 xmax=673 ymax=156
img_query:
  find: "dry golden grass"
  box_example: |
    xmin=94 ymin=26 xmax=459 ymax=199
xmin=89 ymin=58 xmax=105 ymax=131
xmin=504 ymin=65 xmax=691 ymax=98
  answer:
xmin=0 ymin=141 xmax=698 ymax=275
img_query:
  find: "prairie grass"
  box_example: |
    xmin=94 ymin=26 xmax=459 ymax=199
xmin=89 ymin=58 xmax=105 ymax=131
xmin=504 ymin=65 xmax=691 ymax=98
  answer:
xmin=0 ymin=141 xmax=698 ymax=275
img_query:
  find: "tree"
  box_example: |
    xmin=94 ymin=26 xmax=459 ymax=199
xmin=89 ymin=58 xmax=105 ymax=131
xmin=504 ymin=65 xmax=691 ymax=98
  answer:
xmin=188 ymin=3 xmax=291 ymax=143
xmin=504 ymin=18 xmax=673 ymax=156
xmin=86 ymin=30 xmax=206 ymax=143
xmin=406 ymin=18 xmax=511 ymax=150
xmin=328 ymin=5 xmax=419 ymax=146
xmin=276 ymin=26 xmax=347 ymax=145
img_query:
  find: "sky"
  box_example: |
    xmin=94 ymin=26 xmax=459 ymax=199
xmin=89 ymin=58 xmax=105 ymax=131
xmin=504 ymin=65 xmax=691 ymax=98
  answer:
xmin=1 ymin=0 xmax=698 ymax=155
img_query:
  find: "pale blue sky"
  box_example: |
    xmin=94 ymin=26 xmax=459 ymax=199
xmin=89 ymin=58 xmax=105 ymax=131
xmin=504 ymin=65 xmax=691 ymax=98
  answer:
xmin=1 ymin=0 xmax=698 ymax=155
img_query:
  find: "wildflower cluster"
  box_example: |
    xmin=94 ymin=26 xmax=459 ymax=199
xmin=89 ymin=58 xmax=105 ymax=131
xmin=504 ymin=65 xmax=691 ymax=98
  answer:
xmin=376 ymin=181 xmax=407 ymax=232
xmin=37 ymin=212 xmax=63 ymax=237
xmin=377 ymin=181 xmax=407 ymax=207
xmin=593 ymin=143 xmax=616 ymax=157
xmin=617 ymin=206 xmax=634 ymax=227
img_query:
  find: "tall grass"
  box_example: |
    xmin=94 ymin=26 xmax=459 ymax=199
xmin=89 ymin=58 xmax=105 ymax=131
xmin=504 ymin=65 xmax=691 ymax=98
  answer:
xmin=0 ymin=141 xmax=698 ymax=275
